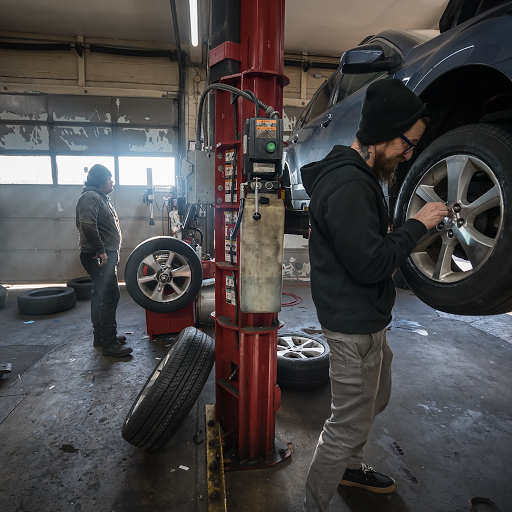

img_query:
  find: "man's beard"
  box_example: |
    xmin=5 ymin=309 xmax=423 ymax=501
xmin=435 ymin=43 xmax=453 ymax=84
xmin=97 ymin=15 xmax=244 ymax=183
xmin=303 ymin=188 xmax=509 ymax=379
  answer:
xmin=373 ymin=150 xmax=405 ymax=186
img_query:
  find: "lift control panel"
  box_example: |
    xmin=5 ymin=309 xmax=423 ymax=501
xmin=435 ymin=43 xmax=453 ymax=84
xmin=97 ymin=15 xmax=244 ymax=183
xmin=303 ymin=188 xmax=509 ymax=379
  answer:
xmin=243 ymin=117 xmax=283 ymax=180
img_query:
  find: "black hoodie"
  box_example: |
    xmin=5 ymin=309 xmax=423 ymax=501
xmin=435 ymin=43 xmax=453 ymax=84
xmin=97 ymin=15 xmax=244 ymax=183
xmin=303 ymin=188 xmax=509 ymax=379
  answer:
xmin=301 ymin=145 xmax=426 ymax=334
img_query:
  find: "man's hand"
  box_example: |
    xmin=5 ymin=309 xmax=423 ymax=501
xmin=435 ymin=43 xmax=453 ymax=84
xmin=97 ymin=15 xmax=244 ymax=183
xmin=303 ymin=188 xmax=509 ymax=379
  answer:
xmin=413 ymin=202 xmax=450 ymax=230
xmin=95 ymin=253 xmax=108 ymax=267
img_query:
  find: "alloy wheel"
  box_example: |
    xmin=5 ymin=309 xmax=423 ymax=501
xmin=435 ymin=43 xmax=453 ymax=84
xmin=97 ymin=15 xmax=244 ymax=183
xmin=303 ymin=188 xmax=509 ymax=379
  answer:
xmin=136 ymin=250 xmax=192 ymax=303
xmin=277 ymin=335 xmax=326 ymax=359
xmin=406 ymin=155 xmax=503 ymax=283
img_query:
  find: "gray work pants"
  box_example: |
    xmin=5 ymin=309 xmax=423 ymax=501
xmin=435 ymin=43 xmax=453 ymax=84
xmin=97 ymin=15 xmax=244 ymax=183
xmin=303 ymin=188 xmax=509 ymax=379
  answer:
xmin=304 ymin=327 xmax=393 ymax=512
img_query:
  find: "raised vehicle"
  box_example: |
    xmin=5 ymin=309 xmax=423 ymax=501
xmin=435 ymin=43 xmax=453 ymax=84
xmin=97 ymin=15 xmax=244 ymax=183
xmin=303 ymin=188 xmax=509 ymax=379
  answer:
xmin=284 ymin=0 xmax=512 ymax=315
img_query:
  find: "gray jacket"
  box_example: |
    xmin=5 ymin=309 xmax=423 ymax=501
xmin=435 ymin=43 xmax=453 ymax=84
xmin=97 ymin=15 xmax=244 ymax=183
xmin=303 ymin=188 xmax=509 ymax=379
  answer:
xmin=76 ymin=186 xmax=122 ymax=253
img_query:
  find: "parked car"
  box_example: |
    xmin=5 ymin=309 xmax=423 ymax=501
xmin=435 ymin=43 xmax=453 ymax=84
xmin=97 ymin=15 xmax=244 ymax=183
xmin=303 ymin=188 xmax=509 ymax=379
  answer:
xmin=283 ymin=0 xmax=512 ymax=315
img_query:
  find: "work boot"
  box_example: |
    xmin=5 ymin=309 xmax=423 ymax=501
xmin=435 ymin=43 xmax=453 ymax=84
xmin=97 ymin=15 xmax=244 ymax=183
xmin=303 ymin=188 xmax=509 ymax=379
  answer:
xmin=102 ymin=340 xmax=133 ymax=358
xmin=93 ymin=335 xmax=127 ymax=347
xmin=340 ymin=463 xmax=396 ymax=494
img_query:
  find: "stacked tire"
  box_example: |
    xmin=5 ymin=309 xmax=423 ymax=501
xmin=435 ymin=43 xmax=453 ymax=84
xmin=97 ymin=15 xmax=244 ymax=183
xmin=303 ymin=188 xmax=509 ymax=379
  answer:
xmin=277 ymin=332 xmax=330 ymax=390
xmin=67 ymin=277 xmax=93 ymax=300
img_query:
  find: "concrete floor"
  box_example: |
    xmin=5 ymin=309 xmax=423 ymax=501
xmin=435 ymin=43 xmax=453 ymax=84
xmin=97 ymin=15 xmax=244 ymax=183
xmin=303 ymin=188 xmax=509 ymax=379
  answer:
xmin=0 ymin=282 xmax=511 ymax=512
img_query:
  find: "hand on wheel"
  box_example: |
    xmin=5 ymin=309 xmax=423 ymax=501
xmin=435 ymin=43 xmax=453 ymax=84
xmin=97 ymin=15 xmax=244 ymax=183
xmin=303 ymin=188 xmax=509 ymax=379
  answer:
xmin=414 ymin=202 xmax=449 ymax=230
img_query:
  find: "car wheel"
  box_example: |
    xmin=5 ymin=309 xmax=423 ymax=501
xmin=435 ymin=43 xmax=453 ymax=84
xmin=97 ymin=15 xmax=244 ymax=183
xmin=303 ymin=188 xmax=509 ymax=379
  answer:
xmin=122 ymin=327 xmax=215 ymax=451
xmin=394 ymin=123 xmax=512 ymax=315
xmin=124 ymin=236 xmax=203 ymax=313
xmin=66 ymin=277 xmax=93 ymax=300
xmin=0 ymin=285 xmax=7 ymax=309
xmin=17 ymin=287 xmax=76 ymax=315
xmin=277 ymin=332 xmax=330 ymax=390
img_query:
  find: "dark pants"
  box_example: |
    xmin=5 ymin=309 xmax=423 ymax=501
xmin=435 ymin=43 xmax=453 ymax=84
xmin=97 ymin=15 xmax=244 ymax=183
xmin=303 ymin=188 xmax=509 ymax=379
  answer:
xmin=80 ymin=251 xmax=120 ymax=345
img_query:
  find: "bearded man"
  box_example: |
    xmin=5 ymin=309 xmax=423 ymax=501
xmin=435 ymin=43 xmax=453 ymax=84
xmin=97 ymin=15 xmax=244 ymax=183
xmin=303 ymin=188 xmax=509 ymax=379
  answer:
xmin=300 ymin=79 xmax=449 ymax=512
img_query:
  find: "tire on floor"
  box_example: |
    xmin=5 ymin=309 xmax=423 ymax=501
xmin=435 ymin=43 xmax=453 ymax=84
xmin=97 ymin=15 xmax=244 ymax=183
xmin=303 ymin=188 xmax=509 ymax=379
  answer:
xmin=0 ymin=285 xmax=7 ymax=309
xmin=17 ymin=287 xmax=76 ymax=316
xmin=277 ymin=332 xmax=330 ymax=390
xmin=122 ymin=326 xmax=215 ymax=451
xmin=66 ymin=277 xmax=93 ymax=300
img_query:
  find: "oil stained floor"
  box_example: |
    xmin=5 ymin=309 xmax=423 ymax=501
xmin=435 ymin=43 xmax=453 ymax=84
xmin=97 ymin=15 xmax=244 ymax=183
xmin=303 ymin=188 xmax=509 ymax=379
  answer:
xmin=0 ymin=283 xmax=511 ymax=512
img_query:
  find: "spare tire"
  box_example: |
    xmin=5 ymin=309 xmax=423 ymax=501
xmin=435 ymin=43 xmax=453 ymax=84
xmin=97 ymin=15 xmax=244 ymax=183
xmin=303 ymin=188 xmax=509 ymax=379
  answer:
xmin=0 ymin=285 xmax=7 ymax=309
xmin=17 ymin=287 xmax=76 ymax=316
xmin=124 ymin=237 xmax=203 ymax=313
xmin=394 ymin=124 xmax=512 ymax=315
xmin=66 ymin=277 xmax=93 ymax=300
xmin=277 ymin=332 xmax=330 ymax=390
xmin=122 ymin=327 xmax=215 ymax=451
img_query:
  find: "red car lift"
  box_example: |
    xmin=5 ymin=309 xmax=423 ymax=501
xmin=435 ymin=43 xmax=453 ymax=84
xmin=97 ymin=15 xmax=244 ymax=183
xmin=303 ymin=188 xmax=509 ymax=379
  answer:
xmin=211 ymin=0 xmax=291 ymax=469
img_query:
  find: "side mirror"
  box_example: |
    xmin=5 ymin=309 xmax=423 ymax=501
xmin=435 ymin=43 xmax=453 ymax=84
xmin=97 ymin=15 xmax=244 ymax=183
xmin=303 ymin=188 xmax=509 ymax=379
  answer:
xmin=340 ymin=43 xmax=401 ymax=74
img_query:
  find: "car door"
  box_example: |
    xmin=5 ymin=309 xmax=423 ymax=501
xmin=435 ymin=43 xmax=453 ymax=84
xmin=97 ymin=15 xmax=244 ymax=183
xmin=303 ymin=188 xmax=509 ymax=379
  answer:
xmin=310 ymin=40 xmax=398 ymax=160
xmin=284 ymin=71 xmax=341 ymax=208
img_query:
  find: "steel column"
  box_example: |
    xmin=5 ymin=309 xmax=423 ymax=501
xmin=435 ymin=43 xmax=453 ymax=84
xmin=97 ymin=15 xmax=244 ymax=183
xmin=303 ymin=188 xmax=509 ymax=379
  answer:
xmin=211 ymin=0 xmax=289 ymax=468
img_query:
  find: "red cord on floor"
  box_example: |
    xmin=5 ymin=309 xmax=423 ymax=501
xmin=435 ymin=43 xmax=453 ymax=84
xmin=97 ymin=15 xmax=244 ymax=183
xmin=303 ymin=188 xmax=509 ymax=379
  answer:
xmin=282 ymin=291 xmax=302 ymax=307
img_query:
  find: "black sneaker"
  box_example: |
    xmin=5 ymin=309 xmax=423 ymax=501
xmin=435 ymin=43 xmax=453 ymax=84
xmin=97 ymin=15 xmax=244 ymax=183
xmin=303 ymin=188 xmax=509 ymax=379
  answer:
xmin=102 ymin=340 xmax=133 ymax=357
xmin=340 ymin=463 xmax=396 ymax=494
xmin=93 ymin=335 xmax=127 ymax=347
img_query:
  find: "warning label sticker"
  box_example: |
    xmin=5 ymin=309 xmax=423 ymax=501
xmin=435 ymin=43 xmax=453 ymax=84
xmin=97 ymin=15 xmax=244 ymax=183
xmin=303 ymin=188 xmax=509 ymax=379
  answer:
xmin=256 ymin=119 xmax=277 ymax=138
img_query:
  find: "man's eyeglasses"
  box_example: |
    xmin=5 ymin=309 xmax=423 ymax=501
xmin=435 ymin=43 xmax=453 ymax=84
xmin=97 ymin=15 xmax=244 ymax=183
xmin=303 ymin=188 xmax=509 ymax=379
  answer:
xmin=399 ymin=134 xmax=417 ymax=155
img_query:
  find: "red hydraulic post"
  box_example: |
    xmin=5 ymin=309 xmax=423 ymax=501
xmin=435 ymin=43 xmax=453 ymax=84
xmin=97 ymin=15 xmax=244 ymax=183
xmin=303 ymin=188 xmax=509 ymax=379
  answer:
xmin=210 ymin=0 xmax=290 ymax=468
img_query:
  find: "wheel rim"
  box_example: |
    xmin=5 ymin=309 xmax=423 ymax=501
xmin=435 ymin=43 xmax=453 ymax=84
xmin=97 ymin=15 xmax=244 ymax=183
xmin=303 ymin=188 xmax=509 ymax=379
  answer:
xmin=127 ymin=348 xmax=175 ymax=420
xmin=136 ymin=250 xmax=192 ymax=303
xmin=406 ymin=155 xmax=503 ymax=283
xmin=277 ymin=335 xmax=326 ymax=359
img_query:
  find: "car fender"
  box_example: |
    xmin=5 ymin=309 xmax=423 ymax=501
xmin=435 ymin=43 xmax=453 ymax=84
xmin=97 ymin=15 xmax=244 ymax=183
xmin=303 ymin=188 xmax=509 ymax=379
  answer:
xmin=392 ymin=15 xmax=512 ymax=95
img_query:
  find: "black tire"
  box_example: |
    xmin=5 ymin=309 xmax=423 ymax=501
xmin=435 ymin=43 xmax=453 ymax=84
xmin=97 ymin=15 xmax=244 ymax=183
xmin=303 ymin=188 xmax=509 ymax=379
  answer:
xmin=66 ymin=277 xmax=93 ymax=300
xmin=17 ymin=287 xmax=76 ymax=316
xmin=0 ymin=285 xmax=7 ymax=309
xmin=122 ymin=326 xmax=215 ymax=451
xmin=277 ymin=332 xmax=330 ymax=390
xmin=395 ymin=124 xmax=512 ymax=315
xmin=125 ymin=236 xmax=203 ymax=313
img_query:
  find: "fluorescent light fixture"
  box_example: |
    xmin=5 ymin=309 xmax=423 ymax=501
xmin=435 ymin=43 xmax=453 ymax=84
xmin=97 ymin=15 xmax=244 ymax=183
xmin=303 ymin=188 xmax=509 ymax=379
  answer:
xmin=189 ymin=0 xmax=199 ymax=47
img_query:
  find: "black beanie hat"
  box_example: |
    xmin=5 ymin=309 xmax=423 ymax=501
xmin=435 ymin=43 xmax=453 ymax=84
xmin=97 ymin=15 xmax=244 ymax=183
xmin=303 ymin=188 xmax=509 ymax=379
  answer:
xmin=356 ymin=79 xmax=428 ymax=144
xmin=85 ymin=164 xmax=112 ymax=188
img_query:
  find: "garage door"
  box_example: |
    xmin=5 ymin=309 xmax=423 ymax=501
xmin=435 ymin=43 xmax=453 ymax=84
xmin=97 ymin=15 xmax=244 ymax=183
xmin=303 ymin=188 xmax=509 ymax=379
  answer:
xmin=0 ymin=93 xmax=177 ymax=283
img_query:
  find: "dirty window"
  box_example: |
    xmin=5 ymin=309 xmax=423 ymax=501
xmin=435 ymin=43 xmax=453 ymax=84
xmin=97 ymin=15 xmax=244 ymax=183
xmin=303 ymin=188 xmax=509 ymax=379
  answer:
xmin=118 ymin=156 xmax=175 ymax=186
xmin=0 ymin=156 xmax=52 ymax=184
xmin=56 ymin=156 xmax=115 ymax=185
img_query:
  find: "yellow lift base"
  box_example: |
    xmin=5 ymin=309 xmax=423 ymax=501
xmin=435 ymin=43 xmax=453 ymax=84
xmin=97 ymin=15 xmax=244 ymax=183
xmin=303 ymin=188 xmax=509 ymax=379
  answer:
xmin=205 ymin=404 xmax=227 ymax=512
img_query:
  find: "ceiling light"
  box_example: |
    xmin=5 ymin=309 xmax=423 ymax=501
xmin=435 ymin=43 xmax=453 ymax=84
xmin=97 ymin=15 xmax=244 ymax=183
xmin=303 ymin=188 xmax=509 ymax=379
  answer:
xmin=189 ymin=0 xmax=199 ymax=47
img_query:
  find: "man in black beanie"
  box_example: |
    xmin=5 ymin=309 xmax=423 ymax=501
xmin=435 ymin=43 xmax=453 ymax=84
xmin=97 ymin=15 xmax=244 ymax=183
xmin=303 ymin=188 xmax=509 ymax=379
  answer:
xmin=76 ymin=164 xmax=132 ymax=358
xmin=301 ymin=79 xmax=448 ymax=511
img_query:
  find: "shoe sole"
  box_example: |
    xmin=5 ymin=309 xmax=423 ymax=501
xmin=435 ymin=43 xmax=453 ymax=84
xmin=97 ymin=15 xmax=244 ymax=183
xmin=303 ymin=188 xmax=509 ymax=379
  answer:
xmin=102 ymin=349 xmax=133 ymax=358
xmin=339 ymin=479 xmax=397 ymax=494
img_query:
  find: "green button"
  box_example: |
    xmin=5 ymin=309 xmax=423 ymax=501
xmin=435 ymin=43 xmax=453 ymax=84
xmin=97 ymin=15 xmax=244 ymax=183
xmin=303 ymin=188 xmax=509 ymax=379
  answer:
xmin=266 ymin=141 xmax=277 ymax=153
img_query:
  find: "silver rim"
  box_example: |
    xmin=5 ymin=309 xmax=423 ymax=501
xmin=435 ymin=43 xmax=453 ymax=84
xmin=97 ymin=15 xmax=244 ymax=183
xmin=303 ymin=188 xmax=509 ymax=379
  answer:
xmin=127 ymin=347 xmax=175 ymax=421
xmin=277 ymin=335 xmax=326 ymax=359
xmin=406 ymin=155 xmax=503 ymax=283
xmin=136 ymin=250 xmax=192 ymax=303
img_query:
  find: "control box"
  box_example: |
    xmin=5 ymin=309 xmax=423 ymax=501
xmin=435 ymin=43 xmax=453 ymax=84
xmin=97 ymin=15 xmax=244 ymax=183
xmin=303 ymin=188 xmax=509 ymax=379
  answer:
xmin=182 ymin=150 xmax=216 ymax=204
xmin=243 ymin=117 xmax=283 ymax=179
